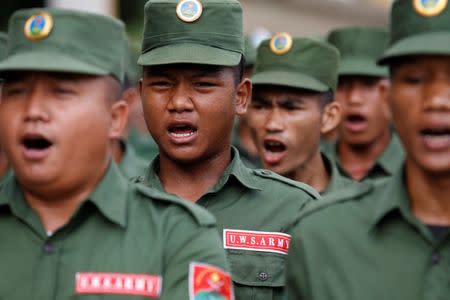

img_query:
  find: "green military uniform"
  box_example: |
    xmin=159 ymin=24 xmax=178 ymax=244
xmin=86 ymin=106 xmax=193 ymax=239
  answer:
xmin=321 ymin=152 xmax=358 ymax=195
xmin=118 ymin=139 xmax=149 ymax=179
xmin=327 ymin=133 xmax=405 ymax=182
xmin=0 ymin=8 xmax=230 ymax=299
xmin=137 ymin=2 xmax=321 ymax=298
xmin=287 ymin=1 xmax=450 ymax=299
xmin=231 ymin=125 xmax=261 ymax=169
xmin=141 ymin=148 xmax=319 ymax=299
xmin=128 ymin=128 xmax=161 ymax=161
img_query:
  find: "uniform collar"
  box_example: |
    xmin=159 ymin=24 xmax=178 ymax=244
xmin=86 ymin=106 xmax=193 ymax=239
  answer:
xmin=118 ymin=139 xmax=148 ymax=179
xmin=145 ymin=146 xmax=260 ymax=193
xmin=0 ymin=162 xmax=129 ymax=229
xmin=322 ymin=152 xmax=352 ymax=194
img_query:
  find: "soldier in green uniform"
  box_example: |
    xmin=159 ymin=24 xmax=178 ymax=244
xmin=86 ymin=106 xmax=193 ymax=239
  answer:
xmin=232 ymin=36 xmax=261 ymax=168
xmin=247 ymin=35 xmax=359 ymax=195
xmin=287 ymin=0 xmax=450 ymax=299
xmin=326 ymin=26 xmax=405 ymax=182
xmin=0 ymin=32 xmax=11 ymax=185
xmin=0 ymin=8 xmax=232 ymax=299
xmin=136 ymin=1 xmax=320 ymax=299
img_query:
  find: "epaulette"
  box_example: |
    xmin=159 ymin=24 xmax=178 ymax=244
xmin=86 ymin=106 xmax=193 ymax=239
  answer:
xmin=252 ymin=169 xmax=321 ymax=199
xmin=134 ymin=183 xmax=217 ymax=226
xmin=297 ymin=181 xmax=374 ymax=222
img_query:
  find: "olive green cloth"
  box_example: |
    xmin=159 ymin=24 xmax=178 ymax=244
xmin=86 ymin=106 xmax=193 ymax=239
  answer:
xmin=327 ymin=26 xmax=388 ymax=77
xmin=127 ymin=128 xmax=160 ymax=161
xmin=325 ymin=133 xmax=405 ymax=182
xmin=0 ymin=162 xmax=229 ymax=299
xmin=379 ymin=0 xmax=450 ymax=64
xmin=138 ymin=147 xmax=320 ymax=300
xmin=0 ymin=8 xmax=127 ymax=83
xmin=287 ymin=165 xmax=449 ymax=299
xmin=321 ymin=152 xmax=359 ymax=196
xmin=138 ymin=0 xmax=244 ymax=66
xmin=118 ymin=140 xmax=149 ymax=179
xmin=252 ymin=37 xmax=339 ymax=92
xmin=0 ymin=32 xmax=7 ymax=59
xmin=244 ymin=35 xmax=257 ymax=67
xmin=231 ymin=121 xmax=261 ymax=169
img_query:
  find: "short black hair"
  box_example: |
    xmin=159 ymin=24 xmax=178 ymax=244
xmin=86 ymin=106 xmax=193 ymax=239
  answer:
xmin=232 ymin=55 xmax=246 ymax=85
xmin=319 ymin=89 xmax=335 ymax=108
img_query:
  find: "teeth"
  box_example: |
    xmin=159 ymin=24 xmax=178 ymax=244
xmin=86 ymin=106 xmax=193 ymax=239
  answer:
xmin=266 ymin=142 xmax=282 ymax=147
xmin=171 ymin=132 xmax=195 ymax=138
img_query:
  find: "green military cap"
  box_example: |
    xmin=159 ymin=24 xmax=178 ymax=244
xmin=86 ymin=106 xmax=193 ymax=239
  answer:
xmin=138 ymin=0 xmax=244 ymax=66
xmin=327 ymin=26 xmax=388 ymax=77
xmin=0 ymin=33 xmax=7 ymax=60
xmin=0 ymin=8 xmax=127 ymax=82
xmin=379 ymin=0 xmax=450 ymax=64
xmin=244 ymin=35 xmax=257 ymax=67
xmin=252 ymin=33 xmax=340 ymax=92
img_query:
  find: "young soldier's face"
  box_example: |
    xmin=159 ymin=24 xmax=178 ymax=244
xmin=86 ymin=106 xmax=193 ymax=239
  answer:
xmin=390 ymin=55 xmax=450 ymax=174
xmin=336 ymin=76 xmax=390 ymax=147
xmin=0 ymin=72 xmax=126 ymax=191
xmin=248 ymin=85 xmax=324 ymax=177
xmin=140 ymin=64 xmax=249 ymax=163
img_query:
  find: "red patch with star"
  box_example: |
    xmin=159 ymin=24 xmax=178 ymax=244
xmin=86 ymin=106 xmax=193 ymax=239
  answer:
xmin=223 ymin=229 xmax=291 ymax=255
xmin=75 ymin=272 xmax=162 ymax=298
xmin=189 ymin=263 xmax=234 ymax=300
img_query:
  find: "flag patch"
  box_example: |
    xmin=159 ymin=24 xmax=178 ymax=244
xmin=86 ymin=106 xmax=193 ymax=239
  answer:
xmin=189 ymin=262 xmax=234 ymax=300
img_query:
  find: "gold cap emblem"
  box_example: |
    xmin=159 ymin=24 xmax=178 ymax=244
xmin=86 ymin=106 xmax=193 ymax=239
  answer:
xmin=413 ymin=0 xmax=448 ymax=17
xmin=270 ymin=32 xmax=293 ymax=55
xmin=176 ymin=0 xmax=203 ymax=23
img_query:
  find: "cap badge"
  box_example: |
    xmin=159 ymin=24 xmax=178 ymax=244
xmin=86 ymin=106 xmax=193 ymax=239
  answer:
xmin=24 ymin=12 xmax=54 ymax=41
xmin=177 ymin=0 xmax=203 ymax=23
xmin=270 ymin=32 xmax=293 ymax=55
xmin=413 ymin=0 xmax=448 ymax=17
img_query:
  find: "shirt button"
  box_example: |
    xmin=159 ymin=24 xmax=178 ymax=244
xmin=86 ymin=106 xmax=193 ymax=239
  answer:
xmin=431 ymin=253 xmax=441 ymax=265
xmin=258 ymin=272 xmax=268 ymax=281
xmin=261 ymin=170 xmax=271 ymax=175
xmin=43 ymin=243 xmax=55 ymax=255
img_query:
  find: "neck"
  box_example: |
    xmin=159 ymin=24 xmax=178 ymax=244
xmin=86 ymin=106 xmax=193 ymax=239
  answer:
xmin=291 ymin=151 xmax=330 ymax=193
xmin=158 ymin=148 xmax=232 ymax=202
xmin=0 ymin=152 xmax=8 ymax=178
xmin=408 ymin=160 xmax=450 ymax=226
xmin=23 ymin=161 xmax=109 ymax=234
xmin=338 ymin=128 xmax=390 ymax=180
xmin=111 ymin=139 xmax=125 ymax=165
xmin=238 ymin=122 xmax=258 ymax=157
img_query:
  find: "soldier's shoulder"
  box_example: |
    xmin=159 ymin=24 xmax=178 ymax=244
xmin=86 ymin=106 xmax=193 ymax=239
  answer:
xmin=296 ymin=181 xmax=377 ymax=227
xmin=132 ymin=182 xmax=216 ymax=227
xmin=252 ymin=169 xmax=320 ymax=199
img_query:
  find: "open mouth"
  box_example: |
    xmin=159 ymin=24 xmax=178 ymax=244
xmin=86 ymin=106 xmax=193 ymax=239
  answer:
xmin=420 ymin=128 xmax=450 ymax=138
xmin=262 ymin=139 xmax=287 ymax=165
xmin=264 ymin=140 xmax=287 ymax=153
xmin=345 ymin=114 xmax=368 ymax=132
xmin=420 ymin=127 xmax=450 ymax=150
xmin=22 ymin=136 xmax=53 ymax=150
xmin=167 ymin=123 xmax=198 ymax=142
xmin=346 ymin=114 xmax=367 ymax=124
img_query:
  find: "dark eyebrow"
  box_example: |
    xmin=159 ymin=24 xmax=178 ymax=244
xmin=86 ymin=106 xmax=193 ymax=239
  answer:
xmin=279 ymin=97 xmax=305 ymax=105
xmin=252 ymin=95 xmax=271 ymax=104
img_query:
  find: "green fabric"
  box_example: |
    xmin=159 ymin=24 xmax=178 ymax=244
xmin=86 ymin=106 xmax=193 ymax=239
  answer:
xmin=127 ymin=128 xmax=160 ymax=161
xmin=118 ymin=140 xmax=149 ymax=179
xmin=286 ymin=166 xmax=448 ymax=299
xmin=0 ymin=8 xmax=127 ymax=82
xmin=0 ymin=169 xmax=12 ymax=187
xmin=326 ymin=133 xmax=405 ymax=183
xmin=231 ymin=121 xmax=261 ymax=169
xmin=0 ymin=162 xmax=229 ymax=299
xmin=327 ymin=26 xmax=388 ymax=77
xmin=379 ymin=0 xmax=450 ymax=64
xmin=244 ymin=35 xmax=257 ymax=66
xmin=138 ymin=0 xmax=243 ymax=66
xmin=140 ymin=147 xmax=320 ymax=300
xmin=252 ymin=37 xmax=339 ymax=92
xmin=321 ymin=152 xmax=359 ymax=196
xmin=0 ymin=32 xmax=7 ymax=60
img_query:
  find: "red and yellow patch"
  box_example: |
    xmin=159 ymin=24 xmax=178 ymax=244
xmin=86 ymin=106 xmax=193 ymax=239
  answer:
xmin=189 ymin=263 xmax=234 ymax=300
xmin=223 ymin=229 xmax=291 ymax=255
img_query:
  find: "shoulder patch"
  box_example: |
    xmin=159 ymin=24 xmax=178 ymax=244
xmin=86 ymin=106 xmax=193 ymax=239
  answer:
xmin=134 ymin=183 xmax=216 ymax=227
xmin=253 ymin=169 xmax=321 ymax=199
xmin=297 ymin=181 xmax=374 ymax=222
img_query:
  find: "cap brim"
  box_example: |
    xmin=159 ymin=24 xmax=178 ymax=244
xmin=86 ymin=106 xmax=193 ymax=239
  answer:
xmin=0 ymin=51 xmax=109 ymax=75
xmin=378 ymin=31 xmax=450 ymax=65
xmin=138 ymin=43 xmax=242 ymax=66
xmin=252 ymin=70 xmax=329 ymax=92
xmin=339 ymin=58 xmax=387 ymax=77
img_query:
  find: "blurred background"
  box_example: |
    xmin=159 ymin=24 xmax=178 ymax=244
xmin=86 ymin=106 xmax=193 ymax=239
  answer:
xmin=0 ymin=0 xmax=392 ymax=50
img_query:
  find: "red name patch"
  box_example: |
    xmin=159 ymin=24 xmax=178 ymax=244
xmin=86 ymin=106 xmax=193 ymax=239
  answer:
xmin=75 ymin=272 xmax=162 ymax=298
xmin=223 ymin=229 xmax=291 ymax=255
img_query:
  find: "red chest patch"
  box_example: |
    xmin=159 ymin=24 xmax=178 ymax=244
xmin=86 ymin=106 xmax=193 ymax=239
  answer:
xmin=75 ymin=272 xmax=162 ymax=298
xmin=223 ymin=229 xmax=291 ymax=255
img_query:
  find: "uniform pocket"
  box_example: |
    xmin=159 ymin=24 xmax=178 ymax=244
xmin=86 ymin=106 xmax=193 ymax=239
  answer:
xmin=226 ymin=250 xmax=285 ymax=300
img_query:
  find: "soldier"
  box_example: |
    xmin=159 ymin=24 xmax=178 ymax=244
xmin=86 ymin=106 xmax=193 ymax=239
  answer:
xmin=326 ymin=26 xmax=404 ymax=182
xmin=287 ymin=0 xmax=450 ymax=299
xmin=137 ymin=0 xmax=320 ymax=298
xmin=0 ymin=32 xmax=10 ymax=185
xmin=247 ymin=35 xmax=359 ymax=194
xmin=0 ymin=8 xmax=231 ymax=299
